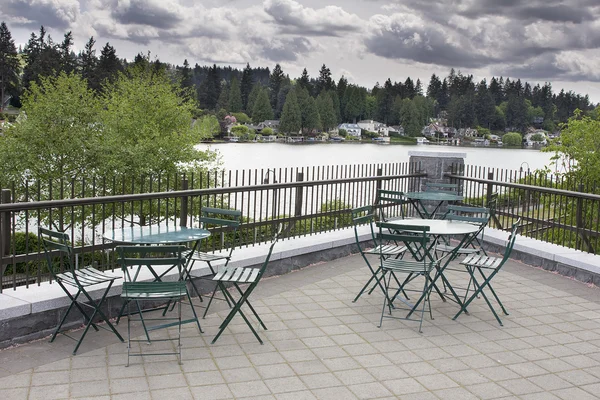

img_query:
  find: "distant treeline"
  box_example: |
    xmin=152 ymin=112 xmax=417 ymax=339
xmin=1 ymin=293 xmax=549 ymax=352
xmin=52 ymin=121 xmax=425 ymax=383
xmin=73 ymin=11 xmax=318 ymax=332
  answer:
xmin=0 ymin=23 xmax=596 ymax=134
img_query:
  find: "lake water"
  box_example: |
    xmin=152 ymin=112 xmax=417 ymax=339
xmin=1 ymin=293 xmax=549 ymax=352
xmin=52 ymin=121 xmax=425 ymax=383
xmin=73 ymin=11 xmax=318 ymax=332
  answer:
xmin=196 ymin=142 xmax=555 ymax=172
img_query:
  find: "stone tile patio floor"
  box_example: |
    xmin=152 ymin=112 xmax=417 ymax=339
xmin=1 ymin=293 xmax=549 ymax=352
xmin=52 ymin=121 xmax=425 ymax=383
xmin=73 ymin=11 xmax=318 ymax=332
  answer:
xmin=2 ymin=252 xmax=600 ymax=400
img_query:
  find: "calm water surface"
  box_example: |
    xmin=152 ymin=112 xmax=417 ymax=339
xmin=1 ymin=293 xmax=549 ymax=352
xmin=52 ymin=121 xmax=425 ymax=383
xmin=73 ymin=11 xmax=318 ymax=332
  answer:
xmin=197 ymin=143 xmax=555 ymax=172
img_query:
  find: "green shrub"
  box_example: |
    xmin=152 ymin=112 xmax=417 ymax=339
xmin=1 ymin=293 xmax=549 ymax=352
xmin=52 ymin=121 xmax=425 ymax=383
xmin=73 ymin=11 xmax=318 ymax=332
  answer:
xmin=503 ymin=132 xmax=522 ymax=147
xmin=261 ymin=127 xmax=274 ymax=135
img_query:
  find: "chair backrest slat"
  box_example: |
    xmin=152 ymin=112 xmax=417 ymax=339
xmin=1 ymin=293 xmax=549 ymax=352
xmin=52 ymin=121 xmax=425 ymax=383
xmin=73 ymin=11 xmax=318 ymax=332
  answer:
xmin=377 ymin=189 xmax=408 ymax=221
xmin=39 ymin=227 xmax=76 ymax=283
xmin=117 ymin=245 xmax=187 ymax=282
xmin=424 ymin=182 xmax=459 ymax=192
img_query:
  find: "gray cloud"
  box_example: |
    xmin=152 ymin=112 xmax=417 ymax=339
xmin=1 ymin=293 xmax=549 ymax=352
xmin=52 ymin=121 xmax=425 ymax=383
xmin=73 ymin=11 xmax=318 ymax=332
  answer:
xmin=264 ymin=0 xmax=363 ymax=37
xmin=1 ymin=0 xmax=79 ymax=29
xmin=258 ymin=36 xmax=315 ymax=62
xmin=111 ymin=0 xmax=183 ymax=29
xmin=365 ymin=15 xmax=496 ymax=68
xmin=495 ymin=52 xmax=600 ymax=82
xmin=367 ymin=0 xmax=600 ymax=81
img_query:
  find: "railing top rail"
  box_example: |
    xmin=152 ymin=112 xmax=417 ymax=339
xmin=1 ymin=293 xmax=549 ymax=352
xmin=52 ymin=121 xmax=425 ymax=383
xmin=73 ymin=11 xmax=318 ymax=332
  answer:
xmin=447 ymin=173 xmax=600 ymax=201
xmin=0 ymin=172 xmax=426 ymax=212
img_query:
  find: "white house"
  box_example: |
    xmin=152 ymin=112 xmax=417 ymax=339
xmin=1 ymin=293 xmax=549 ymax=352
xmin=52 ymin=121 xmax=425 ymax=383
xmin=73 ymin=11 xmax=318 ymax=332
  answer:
xmin=357 ymin=120 xmax=390 ymax=136
xmin=524 ymin=130 xmax=548 ymax=147
xmin=338 ymin=123 xmax=361 ymax=137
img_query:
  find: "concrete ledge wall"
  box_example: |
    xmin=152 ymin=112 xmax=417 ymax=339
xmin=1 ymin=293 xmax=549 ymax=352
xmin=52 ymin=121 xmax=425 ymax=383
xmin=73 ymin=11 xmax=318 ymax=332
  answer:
xmin=1 ymin=226 xmax=599 ymax=349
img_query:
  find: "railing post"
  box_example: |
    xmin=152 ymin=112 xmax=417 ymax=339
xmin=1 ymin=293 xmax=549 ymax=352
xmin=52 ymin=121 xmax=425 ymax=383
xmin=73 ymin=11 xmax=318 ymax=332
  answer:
xmin=375 ymin=167 xmax=383 ymax=203
xmin=0 ymin=189 xmax=11 ymax=279
xmin=294 ymin=172 xmax=304 ymax=218
xmin=179 ymin=176 xmax=188 ymax=227
xmin=576 ymin=183 xmax=594 ymax=253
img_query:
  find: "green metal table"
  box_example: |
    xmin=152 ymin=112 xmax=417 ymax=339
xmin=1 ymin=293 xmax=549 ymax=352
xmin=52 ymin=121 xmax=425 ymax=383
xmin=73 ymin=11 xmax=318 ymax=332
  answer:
xmin=405 ymin=191 xmax=463 ymax=219
xmin=104 ymin=224 xmax=211 ymax=332
xmin=387 ymin=218 xmax=479 ymax=316
xmin=105 ymin=224 xmax=211 ymax=281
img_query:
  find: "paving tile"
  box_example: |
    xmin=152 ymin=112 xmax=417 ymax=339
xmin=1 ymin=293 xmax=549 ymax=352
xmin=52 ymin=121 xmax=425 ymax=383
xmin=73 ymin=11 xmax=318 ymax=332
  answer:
xmin=264 ymin=376 xmax=308 ymax=394
xmin=347 ymin=382 xmax=393 ymax=399
xmin=190 ymin=383 xmax=234 ymax=400
xmin=299 ymin=372 xmax=343 ymax=389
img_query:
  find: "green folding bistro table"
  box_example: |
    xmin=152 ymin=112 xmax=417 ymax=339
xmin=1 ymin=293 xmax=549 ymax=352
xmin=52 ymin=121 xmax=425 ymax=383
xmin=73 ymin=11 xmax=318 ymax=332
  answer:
xmin=104 ymin=224 xmax=211 ymax=329
xmin=404 ymin=191 xmax=463 ymax=219
xmin=387 ymin=218 xmax=480 ymax=316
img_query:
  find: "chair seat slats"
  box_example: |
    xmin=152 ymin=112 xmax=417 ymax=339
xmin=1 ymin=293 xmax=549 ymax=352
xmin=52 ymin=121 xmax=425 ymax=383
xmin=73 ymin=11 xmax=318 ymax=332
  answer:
xmin=239 ymin=268 xmax=252 ymax=282
xmin=185 ymin=250 xmax=228 ymax=262
xmin=461 ymin=254 xmax=502 ymax=269
xmin=57 ymin=267 xmax=118 ymax=287
xmin=367 ymin=244 xmax=407 ymax=255
xmin=122 ymin=282 xmax=187 ymax=299
xmin=382 ymin=259 xmax=436 ymax=273
xmin=231 ymin=267 xmax=245 ymax=282
xmin=435 ymin=244 xmax=480 ymax=255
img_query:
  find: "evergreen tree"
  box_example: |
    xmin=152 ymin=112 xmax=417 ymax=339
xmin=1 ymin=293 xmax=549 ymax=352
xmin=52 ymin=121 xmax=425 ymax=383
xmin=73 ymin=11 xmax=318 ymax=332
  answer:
xmin=180 ymin=59 xmax=194 ymax=90
xmin=252 ymin=88 xmax=273 ymax=124
xmin=96 ymin=42 xmax=122 ymax=90
xmin=399 ymin=98 xmax=421 ymax=137
xmin=489 ymin=77 xmax=502 ymax=105
xmin=22 ymin=26 xmax=61 ymax=90
xmin=344 ymin=85 xmax=362 ymax=123
xmin=246 ymin=83 xmax=262 ymax=118
xmin=426 ymin=74 xmax=442 ymax=99
xmin=437 ymin=79 xmax=449 ymax=110
xmin=275 ymin=84 xmax=291 ymax=119
xmin=228 ymin=76 xmax=242 ymax=113
xmin=415 ymin=79 xmax=423 ymax=96
xmin=216 ymin=82 xmax=228 ymax=112
xmin=337 ymin=76 xmax=348 ymax=119
xmin=269 ymin=64 xmax=285 ymax=109
xmin=376 ymin=79 xmax=394 ymax=123
xmin=0 ymin=22 xmax=20 ymax=110
xmin=199 ymin=64 xmax=220 ymax=110
xmin=240 ymin=63 xmax=253 ymax=111
xmin=315 ymin=64 xmax=334 ymax=95
xmin=404 ymin=77 xmax=416 ymax=99
xmin=302 ymin=96 xmax=320 ymax=134
xmin=475 ymin=80 xmax=495 ymax=128
xmin=364 ymin=95 xmax=377 ymax=120
xmin=59 ymin=31 xmax=76 ymax=74
xmin=79 ymin=36 xmax=97 ymax=88
xmin=316 ymin=91 xmax=336 ymax=132
xmin=297 ymin=68 xmax=311 ymax=92
xmin=329 ymin=90 xmax=341 ymax=125
xmin=279 ymin=90 xmax=302 ymax=135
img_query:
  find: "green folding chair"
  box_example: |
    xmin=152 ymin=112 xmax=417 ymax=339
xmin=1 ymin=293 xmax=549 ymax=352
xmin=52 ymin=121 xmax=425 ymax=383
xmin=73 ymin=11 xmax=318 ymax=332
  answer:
xmin=184 ymin=207 xmax=242 ymax=318
xmin=351 ymin=206 xmax=407 ymax=303
xmin=117 ymin=245 xmax=201 ymax=366
xmin=211 ymin=227 xmax=281 ymax=344
xmin=376 ymin=222 xmax=440 ymax=333
xmin=453 ymin=218 xmax=521 ymax=326
xmin=377 ymin=189 xmax=411 ymax=221
xmin=39 ymin=228 xmax=124 ymax=355
xmin=436 ymin=205 xmax=490 ymax=258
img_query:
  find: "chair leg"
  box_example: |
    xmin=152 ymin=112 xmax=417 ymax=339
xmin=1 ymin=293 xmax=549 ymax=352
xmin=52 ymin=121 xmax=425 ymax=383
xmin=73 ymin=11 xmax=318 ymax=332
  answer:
xmin=50 ymin=289 xmax=81 ymax=343
xmin=378 ymin=271 xmax=392 ymax=328
xmin=185 ymin=290 xmax=203 ymax=333
xmin=418 ymin=274 xmax=429 ymax=333
xmin=233 ymin=283 xmax=267 ymax=330
xmin=177 ymin=297 xmax=183 ymax=365
xmin=476 ymin=268 xmax=508 ymax=316
xmin=212 ymin=285 xmax=263 ymax=345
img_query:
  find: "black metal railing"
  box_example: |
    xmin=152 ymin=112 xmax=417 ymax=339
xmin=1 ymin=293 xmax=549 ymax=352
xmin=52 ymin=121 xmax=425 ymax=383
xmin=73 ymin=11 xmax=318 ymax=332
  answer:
xmin=0 ymin=162 xmax=424 ymax=291
xmin=449 ymin=165 xmax=600 ymax=254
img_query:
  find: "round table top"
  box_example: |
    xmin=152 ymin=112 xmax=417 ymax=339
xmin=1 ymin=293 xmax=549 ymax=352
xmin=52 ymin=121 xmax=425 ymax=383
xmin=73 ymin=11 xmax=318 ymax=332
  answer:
xmin=104 ymin=224 xmax=211 ymax=244
xmin=388 ymin=218 xmax=480 ymax=235
xmin=405 ymin=191 xmax=463 ymax=202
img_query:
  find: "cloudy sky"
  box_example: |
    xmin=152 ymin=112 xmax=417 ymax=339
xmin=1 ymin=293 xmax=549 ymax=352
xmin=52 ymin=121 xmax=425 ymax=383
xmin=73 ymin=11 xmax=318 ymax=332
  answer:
xmin=2 ymin=0 xmax=600 ymax=102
